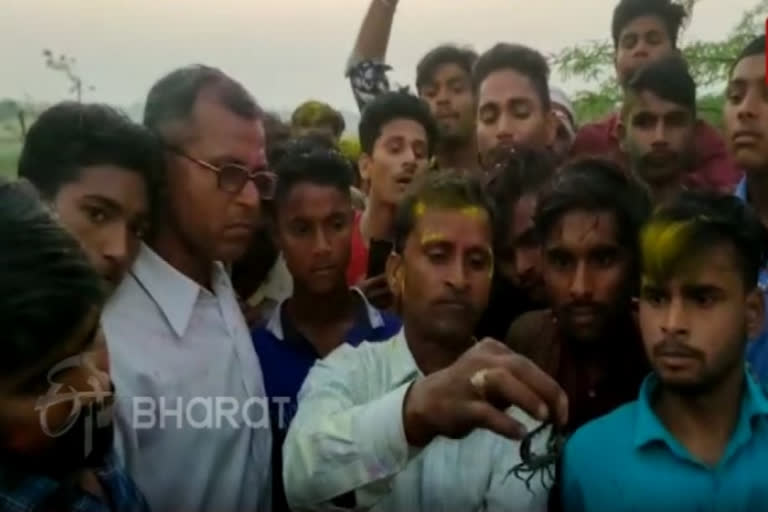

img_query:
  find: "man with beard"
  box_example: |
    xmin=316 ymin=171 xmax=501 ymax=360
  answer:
xmin=17 ymin=102 xmax=160 ymax=291
xmin=562 ymin=192 xmax=768 ymax=512
xmin=0 ymin=180 xmax=148 ymax=512
xmin=346 ymin=0 xmax=478 ymax=170
xmin=473 ymin=43 xmax=556 ymax=170
xmin=506 ymin=159 xmax=651 ymax=433
xmin=283 ymin=169 xmax=568 ymax=512
xmin=102 ymin=65 xmax=275 ymax=512
xmin=620 ymin=55 xmax=696 ymax=205
xmin=571 ymin=0 xmax=740 ymax=192
xmin=725 ymin=35 xmax=768 ymax=384
xmin=476 ymin=149 xmax=556 ymax=340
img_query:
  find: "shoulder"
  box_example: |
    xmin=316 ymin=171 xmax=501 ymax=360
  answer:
xmin=565 ymin=402 xmax=637 ymax=464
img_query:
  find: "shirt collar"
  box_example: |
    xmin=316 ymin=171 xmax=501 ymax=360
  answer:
xmin=265 ymin=287 xmax=385 ymax=341
xmin=129 ymin=243 xmax=227 ymax=338
xmin=634 ymin=369 xmax=768 ymax=452
xmin=387 ymin=328 xmax=422 ymax=384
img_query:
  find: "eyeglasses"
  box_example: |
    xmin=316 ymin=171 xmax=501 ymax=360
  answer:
xmin=167 ymin=147 xmax=277 ymax=200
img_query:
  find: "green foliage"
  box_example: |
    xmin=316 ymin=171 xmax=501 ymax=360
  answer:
xmin=551 ymin=0 xmax=768 ymax=126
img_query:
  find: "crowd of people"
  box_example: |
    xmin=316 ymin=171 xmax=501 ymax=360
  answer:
xmin=1 ymin=0 xmax=768 ymax=510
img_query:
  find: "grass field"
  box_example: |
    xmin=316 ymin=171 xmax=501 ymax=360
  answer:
xmin=0 ymin=139 xmax=20 ymax=179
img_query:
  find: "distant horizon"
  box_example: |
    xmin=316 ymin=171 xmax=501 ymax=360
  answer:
xmin=0 ymin=0 xmax=758 ymax=111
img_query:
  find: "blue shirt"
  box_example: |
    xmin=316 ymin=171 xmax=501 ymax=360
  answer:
xmin=0 ymin=454 xmax=149 ymax=512
xmin=735 ymin=177 xmax=768 ymax=383
xmin=561 ymin=370 xmax=768 ymax=512
xmin=252 ymin=288 xmax=401 ymax=433
xmin=252 ymin=288 xmax=401 ymax=511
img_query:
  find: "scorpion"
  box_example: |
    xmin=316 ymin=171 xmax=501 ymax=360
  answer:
xmin=507 ymin=421 xmax=566 ymax=493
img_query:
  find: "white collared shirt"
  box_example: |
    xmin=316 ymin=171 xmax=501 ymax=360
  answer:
xmin=103 ymin=244 xmax=272 ymax=512
xmin=283 ymin=330 xmax=551 ymax=512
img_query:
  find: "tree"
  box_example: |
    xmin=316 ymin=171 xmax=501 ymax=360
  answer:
xmin=42 ymin=49 xmax=95 ymax=102
xmin=550 ymin=0 xmax=767 ymax=127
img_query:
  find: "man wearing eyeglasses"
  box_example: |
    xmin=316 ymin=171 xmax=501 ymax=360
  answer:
xmin=101 ymin=65 xmax=275 ymax=512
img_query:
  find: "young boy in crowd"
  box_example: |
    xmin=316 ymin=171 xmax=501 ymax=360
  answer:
xmin=17 ymin=102 xmax=160 ymax=290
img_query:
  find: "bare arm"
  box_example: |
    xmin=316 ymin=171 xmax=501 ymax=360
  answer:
xmin=346 ymin=0 xmax=399 ymax=111
xmin=350 ymin=0 xmax=399 ymax=64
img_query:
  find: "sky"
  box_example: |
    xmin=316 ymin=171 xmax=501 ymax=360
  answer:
xmin=0 ymin=0 xmax=759 ymax=113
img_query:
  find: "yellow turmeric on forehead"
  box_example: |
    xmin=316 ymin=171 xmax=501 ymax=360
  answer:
xmin=640 ymin=219 xmax=697 ymax=284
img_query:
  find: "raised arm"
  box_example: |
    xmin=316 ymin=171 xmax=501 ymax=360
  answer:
xmin=346 ymin=0 xmax=400 ymax=111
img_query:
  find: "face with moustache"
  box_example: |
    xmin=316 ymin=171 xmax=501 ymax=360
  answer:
xmin=0 ymin=310 xmax=115 ymax=478
xmin=476 ymin=69 xmax=555 ymax=171
xmin=542 ymin=209 xmax=633 ymax=343
xmin=639 ymin=244 xmax=764 ymax=394
xmin=387 ymin=205 xmax=494 ymax=348
xmin=620 ymin=90 xmax=695 ymax=189
xmin=360 ymin=119 xmax=431 ymax=207
xmin=419 ymin=63 xmax=476 ymax=145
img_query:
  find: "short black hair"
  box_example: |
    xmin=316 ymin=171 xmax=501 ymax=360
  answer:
xmin=625 ymin=54 xmax=696 ymax=114
xmin=730 ymin=35 xmax=766 ymax=76
xmin=0 ymin=180 xmax=105 ymax=379
xmin=611 ymin=0 xmax=687 ymax=48
xmin=273 ymin=140 xmax=353 ymax=209
xmin=358 ymin=91 xmax=438 ymax=157
xmin=536 ymin=157 xmax=652 ymax=254
xmin=143 ymin=64 xmax=262 ymax=136
xmin=642 ymin=190 xmax=768 ymax=288
xmin=394 ymin=169 xmax=495 ymax=254
xmin=415 ymin=45 xmax=478 ymax=92
xmin=472 ymin=43 xmax=551 ymax=110
xmin=18 ymin=102 xmax=162 ymax=203
xmin=487 ymin=149 xmax=557 ymax=247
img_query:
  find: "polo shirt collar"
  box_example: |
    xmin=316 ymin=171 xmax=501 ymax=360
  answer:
xmin=265 ymin=287 xmax=385 ymax=341
xmin=634 ymin=369 xmax=768 ymax=459
xmin=129 ymin=243 xmax=227 ymax=338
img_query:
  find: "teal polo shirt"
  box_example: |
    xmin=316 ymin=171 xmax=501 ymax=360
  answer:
xmin=561 ymin=370 xmax=768 ymax=512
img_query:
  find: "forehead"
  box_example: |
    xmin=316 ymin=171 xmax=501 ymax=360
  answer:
xmin=378 ymin=119 xmax=427 ymax=143
xmin=730 ymin=55 xmax=766 ymax=83
xmin=278 ymin=182 xmax=349 ymax=218
xmin=409 ymin=207 xmax=492 ymax=247
xmin=628 ymin=90 xmax=691 ymax=117
xmin=60 ymin=165 xmax=148 ymax=212
xmin=620 ymin=15 xmax=669 ymax=37
xmin=186 ymin=93 xmax=266 ymax=164
xmin=427 ymin=62 xmax=471 ymax=84
xmin=545 ymin=209 xmax=619 ymax=248
xmin=66 ymin=165 xmax=147 ymax=195
xmin=478 ymin=69 xmax=542 ymax=106
xmin=647 ymin=244 xmax=744 ymax=289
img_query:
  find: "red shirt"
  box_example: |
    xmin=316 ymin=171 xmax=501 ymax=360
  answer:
xmin=346 ymin=210 xmax=369 ymax=286
xmin=570 ymin=112 xmax=742 ymax=192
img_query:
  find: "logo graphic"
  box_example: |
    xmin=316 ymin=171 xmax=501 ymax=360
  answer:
xmin=34 ymin=355 xmax=112 ymax=457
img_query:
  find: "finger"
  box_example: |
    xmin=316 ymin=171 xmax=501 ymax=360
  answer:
xmin=483 ymin=369 xmax=550 ymax=422
xmin=465 ymin=400 xmax=528 ymax=440
xmin=475 ymin=338 xmax=510 ymax=354
xmin=495 ymin=353 xmax=569 ymax=426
